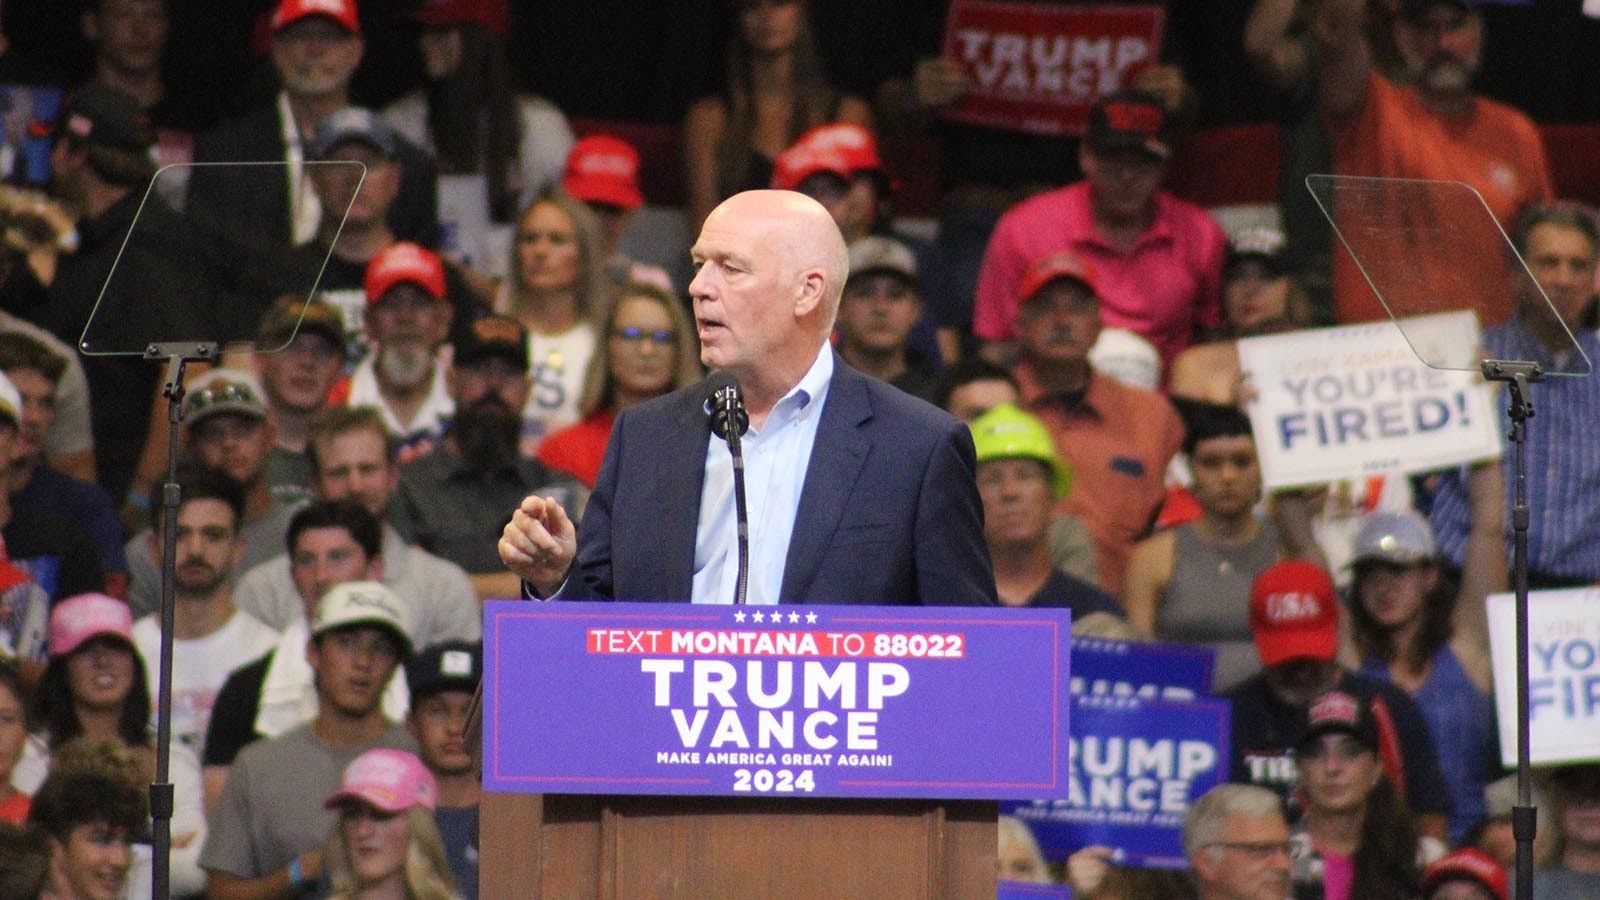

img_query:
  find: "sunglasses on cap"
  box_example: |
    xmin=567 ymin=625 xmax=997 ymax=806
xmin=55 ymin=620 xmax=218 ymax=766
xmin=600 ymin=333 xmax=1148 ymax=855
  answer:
xmin=188 ymin=380 xmax=259 ymax=410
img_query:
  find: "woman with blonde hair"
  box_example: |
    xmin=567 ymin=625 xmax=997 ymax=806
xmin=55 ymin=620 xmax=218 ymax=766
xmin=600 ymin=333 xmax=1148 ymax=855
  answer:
xmin=538 ymin=282 xmax=701 ymax=487
xmin=495 ymin=188 xmax=611 ymax=456
xmin=323 ymin=748 xmax=461 ymax=900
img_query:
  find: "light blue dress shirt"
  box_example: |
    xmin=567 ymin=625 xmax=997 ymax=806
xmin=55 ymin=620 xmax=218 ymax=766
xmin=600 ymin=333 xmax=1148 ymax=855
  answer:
xmin=691 ymin=349 xmax=834 ymax=605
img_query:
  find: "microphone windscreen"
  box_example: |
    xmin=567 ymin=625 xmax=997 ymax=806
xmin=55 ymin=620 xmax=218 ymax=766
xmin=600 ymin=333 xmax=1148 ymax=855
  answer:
xmin=705 ymin=370 xmax=749 ymax=439
xmin=705 ymin=369 xmax=740 ymax=402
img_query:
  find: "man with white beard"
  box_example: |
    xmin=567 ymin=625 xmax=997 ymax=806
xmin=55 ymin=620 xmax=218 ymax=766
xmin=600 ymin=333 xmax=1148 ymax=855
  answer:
xmin=341 ymin=242 xmax=458 ymax=462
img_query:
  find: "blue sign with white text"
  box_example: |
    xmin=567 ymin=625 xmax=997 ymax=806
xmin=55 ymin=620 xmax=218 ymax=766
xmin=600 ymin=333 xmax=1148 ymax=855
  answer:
xmin=483 ymin=601 xmax=1073 ymax=800
xmin=1006 ymin=696 xmax=1232 ymax=869
xmin=1070 ymin=638 xmax=1214 ymax=701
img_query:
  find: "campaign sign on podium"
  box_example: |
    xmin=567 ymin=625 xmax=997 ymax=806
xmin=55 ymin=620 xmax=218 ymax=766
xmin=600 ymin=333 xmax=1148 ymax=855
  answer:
xmin=483 ymin=601 xmax=1073 ymax=799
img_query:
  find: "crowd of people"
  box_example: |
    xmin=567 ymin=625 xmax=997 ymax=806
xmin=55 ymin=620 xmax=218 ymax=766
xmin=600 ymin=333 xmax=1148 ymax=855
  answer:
xmin=0 ymin=0 xmax=1592 ymax=897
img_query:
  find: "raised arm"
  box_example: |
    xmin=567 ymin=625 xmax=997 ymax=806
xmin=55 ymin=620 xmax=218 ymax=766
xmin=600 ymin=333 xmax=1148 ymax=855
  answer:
xmin=1314 ymin=0 xmax=1376 ymax=119
xmin=1451 ymin=459 xmax=1505 ymax=692
xmin=1244 ymin=0 xmax=1313 ymax=94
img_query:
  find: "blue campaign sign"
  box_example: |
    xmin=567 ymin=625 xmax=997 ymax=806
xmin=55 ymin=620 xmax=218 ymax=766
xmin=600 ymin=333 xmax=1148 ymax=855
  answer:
xmin=1070 ymin=638 xmax=1215 ymax=701
xmin=998 ymin=880 xmax=1073 ymax=899
xmin=1005 ymin=696 xmax=1232 ymax=869
xmin=483 ymin=601 xmax=1073 ymax=800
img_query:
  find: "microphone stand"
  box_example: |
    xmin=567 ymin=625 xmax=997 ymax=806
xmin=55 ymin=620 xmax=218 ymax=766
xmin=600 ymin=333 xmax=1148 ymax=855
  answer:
xmin=725 ymin=424 xmax=750 ymax=606
xmin=709 ymin=377 xmax=751 ymax=606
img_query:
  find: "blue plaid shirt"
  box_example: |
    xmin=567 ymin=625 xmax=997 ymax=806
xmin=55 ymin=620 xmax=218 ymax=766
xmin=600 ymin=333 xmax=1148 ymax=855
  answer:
xmin=1430 ymin=316 xmax=1600 ymax=581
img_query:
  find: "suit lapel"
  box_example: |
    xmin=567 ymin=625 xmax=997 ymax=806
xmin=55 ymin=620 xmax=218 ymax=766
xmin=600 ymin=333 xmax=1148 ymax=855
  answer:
xmin=657 ymin=388 xmax=711 ymax=601
xmin=780 ymin=360 xmax=872 ymax=601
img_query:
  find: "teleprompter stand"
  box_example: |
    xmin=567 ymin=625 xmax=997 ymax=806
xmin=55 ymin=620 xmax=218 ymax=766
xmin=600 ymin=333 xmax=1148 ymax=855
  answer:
xmin=1310 ymin=174 xmax=1594 ymax=900
xmin=145 ymin=341 xmax=216 ymax=900
xmin=1479 ymin=359 xmax=1541 ymax=900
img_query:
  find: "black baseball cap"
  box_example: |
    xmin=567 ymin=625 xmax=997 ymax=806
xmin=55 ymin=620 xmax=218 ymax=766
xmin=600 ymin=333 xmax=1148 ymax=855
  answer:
xmin=56 ymin=86 xmax=155 ymax=153
xmin=1086 ymin=90 xmax=1171 ymax=161
xmin=405 ymin=641 xmax=481 ymax=703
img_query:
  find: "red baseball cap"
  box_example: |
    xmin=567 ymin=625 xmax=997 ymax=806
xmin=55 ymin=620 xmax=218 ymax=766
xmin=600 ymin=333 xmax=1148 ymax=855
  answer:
xmin=1249 ymin=560 xmax=1338 ymax=666
xmin=1422 ymin=848 xmax=1507 ymax=900
xmin=271 ymin=0 xmax=360 ymax=34
xmin=770 ymin=122 xmax=884 ymax=192
xmin=1018 ymin=251 xmax=1099 ymax=304
xmin=364 ymin=243 xmax=447 ymax=305
xmin=411 ymin=0 xmax=510 ymax=33
xmin=562 ymin=135 xmax=644 ymax=210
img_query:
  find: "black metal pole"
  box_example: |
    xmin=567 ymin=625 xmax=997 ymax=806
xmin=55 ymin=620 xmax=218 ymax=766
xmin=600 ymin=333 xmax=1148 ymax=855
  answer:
xmin=145 ymin=341 xmax=215 ymax=900
xmin=728 ymin=425 xmax=749 ymax=606
xmin=1482 ymin=359 xmax=1540 ymax=900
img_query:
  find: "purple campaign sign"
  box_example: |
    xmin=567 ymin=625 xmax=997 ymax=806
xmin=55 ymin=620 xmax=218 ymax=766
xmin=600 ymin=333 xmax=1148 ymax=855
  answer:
xmin=998 ymin=881 xmax=1073 ymax=899
xmin=1004 ymin=696 xmax=1232 ymax=869
xmin=1071 ymin=638 xmax=1215 ymax=701
xmin=483 ymin=601 xmax=1072 ymax=800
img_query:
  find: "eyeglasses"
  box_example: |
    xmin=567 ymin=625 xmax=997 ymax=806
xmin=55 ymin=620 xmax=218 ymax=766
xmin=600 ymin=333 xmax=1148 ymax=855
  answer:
xmin=1204 ymin=841 xmax=1293 ymax=860
xmin=612 ymin=327 xmax=675 ymax=346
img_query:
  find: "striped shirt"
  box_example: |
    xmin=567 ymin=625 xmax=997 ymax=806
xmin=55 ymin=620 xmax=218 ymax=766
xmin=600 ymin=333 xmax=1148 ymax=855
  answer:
xmin=1429 ymin=317 xmax=1600 ymax=581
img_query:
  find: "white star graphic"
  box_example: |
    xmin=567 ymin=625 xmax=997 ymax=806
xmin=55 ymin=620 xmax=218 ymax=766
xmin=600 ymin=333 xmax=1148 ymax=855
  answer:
xmin=752 ymin=611 xmax=766 ymax=623
xmin=788 ymin=612 xmax=800 ymax=624
xmin=805 ymin=612 xmax=818 ymax=624
xmin=733 ymin=611 xmax=747 ymax=623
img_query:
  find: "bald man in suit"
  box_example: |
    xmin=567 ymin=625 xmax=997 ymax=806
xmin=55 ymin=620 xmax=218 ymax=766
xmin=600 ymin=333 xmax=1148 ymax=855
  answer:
xmin=501 ymin=190 xmax=995 ymax=607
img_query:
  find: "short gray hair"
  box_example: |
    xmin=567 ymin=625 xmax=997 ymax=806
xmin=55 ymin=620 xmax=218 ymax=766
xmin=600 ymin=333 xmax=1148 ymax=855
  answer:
xmin=1182 ymin=784 xmax=1285 ymax=858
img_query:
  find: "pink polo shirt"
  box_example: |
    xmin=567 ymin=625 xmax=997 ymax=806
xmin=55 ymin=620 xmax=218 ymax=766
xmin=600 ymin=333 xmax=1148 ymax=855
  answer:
xmin=973 ymin=181 xmax=1226 ymax=372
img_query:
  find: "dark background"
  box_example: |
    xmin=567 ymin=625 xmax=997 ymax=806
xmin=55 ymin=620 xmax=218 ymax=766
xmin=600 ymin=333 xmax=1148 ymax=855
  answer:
xmin=4 ymin=0 xmax=1597 ymax=134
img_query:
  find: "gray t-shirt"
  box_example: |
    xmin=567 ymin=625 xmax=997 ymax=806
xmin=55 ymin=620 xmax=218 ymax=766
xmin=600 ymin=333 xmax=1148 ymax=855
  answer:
xmin=233 ymin=524 xmax=480 ymax=650
xmin=126 ymin=498 xmax=301 ymax=618
xmin=199 ymin=721 xmax=416 ymax=883
xmin=1529 ymin=866 xmax=1600 ymax=900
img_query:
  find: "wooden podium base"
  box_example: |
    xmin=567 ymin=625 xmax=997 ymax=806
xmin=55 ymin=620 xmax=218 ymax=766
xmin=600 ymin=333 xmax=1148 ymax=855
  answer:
xmin=481 ymin=792 xmax=998 ymax=900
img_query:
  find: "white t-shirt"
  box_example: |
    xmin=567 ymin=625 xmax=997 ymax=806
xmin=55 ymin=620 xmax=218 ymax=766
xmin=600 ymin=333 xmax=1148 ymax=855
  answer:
xmin=132 ymin=608 xmax=281 ymax=753
xmin=521 ymin=322 xmax=595 ymax=457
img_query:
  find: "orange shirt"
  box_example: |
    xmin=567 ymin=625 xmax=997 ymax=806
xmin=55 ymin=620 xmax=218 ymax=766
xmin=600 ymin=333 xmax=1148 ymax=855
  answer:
xmin=1328 ymin=75 xmax=1552 ymax=328
xmin=1017 ymin=364 xmax=1184 ymax=595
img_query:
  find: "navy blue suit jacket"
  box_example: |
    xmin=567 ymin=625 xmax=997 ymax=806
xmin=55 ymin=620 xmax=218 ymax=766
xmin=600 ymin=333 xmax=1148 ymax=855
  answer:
xmin=568 ymin=358 xmax=997 ymax=606
xmin=186 ymin=106 xmax=440 ymax=250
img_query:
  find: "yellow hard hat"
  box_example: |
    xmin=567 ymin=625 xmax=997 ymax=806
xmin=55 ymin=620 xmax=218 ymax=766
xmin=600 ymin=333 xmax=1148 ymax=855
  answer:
xmin=969 ymin=403 xmax=1073 ymax=499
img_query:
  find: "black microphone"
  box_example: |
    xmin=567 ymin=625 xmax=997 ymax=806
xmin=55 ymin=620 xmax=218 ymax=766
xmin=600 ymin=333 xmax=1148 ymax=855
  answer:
xmin=706 ymin=370 xmax=749 ymax=441
xmin=705 ymin=370 xmax=750 ymax=605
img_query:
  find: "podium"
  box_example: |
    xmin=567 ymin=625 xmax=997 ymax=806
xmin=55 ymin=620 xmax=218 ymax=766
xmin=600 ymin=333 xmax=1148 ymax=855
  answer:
xmin=479 ymin=602 xmax=1073 ymax=899
xmin=481 ymin=793 xmax=997 ymax=898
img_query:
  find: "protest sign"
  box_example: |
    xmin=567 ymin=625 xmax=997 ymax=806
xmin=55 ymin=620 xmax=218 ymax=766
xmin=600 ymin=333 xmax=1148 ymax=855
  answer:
xmin=940 ymin=1 xmax=1164 ymax=136
xmin=1005 ymin=696 xmax=1231 ymax=868
xmin=0 ymin=84 xmax=64 ymax=186
xmin=1237 ymin=312 xmax=1502 ymax=489
xmin=483 ymin=601 xmax=1073 ymax=799
xmin=1071 ymin=637 xmax=1214 ymax=702
xmin=1488 ymin=588 xmax=1600 ymax=767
